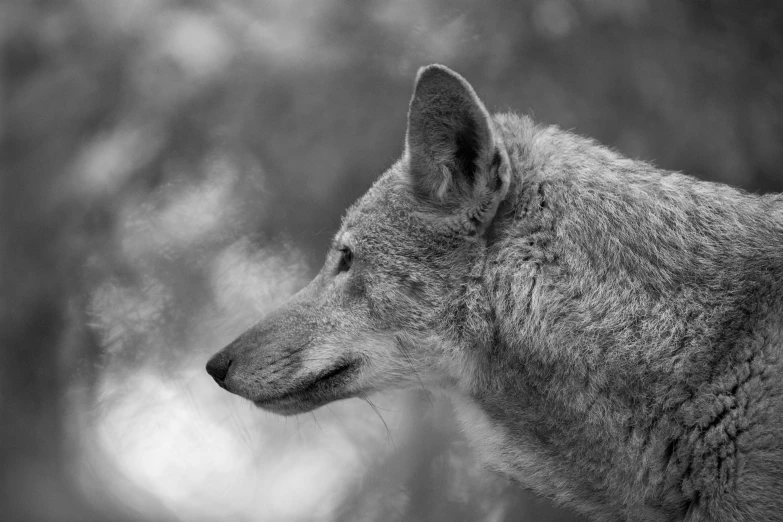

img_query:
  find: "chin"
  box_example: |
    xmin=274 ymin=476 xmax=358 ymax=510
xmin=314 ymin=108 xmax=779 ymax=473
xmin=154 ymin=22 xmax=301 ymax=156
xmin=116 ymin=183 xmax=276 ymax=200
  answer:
xmin=250 ymin=361 xmax=361 ymax=416
xmin=253 ymin=395 xmax=333 ymax=416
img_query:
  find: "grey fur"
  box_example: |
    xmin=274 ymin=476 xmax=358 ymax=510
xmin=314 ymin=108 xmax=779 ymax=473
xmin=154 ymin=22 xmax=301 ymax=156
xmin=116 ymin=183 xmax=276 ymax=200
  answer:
xmin=208 ymin=65 xmax=783 ymax=521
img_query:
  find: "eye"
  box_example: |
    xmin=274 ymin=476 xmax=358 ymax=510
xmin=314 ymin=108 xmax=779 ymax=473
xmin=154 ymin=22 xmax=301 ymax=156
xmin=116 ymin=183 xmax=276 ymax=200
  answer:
xmin=337 ymin=246 xmax=353 ymax=273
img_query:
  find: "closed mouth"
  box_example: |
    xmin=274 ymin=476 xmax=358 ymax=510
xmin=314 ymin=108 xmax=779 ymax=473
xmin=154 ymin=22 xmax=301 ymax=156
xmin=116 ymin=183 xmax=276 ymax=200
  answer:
xmin=253 ymin=360 xmax=358 ymax=414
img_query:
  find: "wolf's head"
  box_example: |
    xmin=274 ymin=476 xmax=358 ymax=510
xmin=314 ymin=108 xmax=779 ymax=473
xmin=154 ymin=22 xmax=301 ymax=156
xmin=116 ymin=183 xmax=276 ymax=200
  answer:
xmin=206 ymin=65 xmax=511 ymax=415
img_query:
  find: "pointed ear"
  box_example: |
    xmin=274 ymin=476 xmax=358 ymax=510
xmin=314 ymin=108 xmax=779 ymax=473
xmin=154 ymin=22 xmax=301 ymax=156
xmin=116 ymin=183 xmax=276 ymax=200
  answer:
xmin=405 ymin=64 xmax=510 ymax=233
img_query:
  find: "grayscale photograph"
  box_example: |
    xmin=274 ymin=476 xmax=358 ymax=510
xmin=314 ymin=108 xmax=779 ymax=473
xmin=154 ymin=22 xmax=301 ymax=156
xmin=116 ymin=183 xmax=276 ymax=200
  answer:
xmin=2 ymin=1 xmax=782 ymax=521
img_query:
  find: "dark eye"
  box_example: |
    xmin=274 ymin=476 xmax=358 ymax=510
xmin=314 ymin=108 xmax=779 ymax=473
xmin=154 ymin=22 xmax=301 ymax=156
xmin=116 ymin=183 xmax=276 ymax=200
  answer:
xmin=337 ymin=247 xmax=353 ymax=273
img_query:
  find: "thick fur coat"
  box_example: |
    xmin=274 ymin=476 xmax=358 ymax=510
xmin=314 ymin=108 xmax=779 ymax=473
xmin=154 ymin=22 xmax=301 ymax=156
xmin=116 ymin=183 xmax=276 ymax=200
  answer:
xmin=207 ymin=65 xmax=783 ymax=521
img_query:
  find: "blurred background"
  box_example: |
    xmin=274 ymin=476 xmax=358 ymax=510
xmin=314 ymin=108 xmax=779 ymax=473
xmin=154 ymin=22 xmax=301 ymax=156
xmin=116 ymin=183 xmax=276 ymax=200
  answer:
xmin=2 ymin=0 xmax=782 ymax=520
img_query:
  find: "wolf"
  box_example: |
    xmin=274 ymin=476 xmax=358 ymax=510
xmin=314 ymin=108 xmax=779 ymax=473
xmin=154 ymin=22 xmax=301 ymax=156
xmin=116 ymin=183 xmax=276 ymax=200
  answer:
xmin=207 ymin=65 xmax=783 ymax=521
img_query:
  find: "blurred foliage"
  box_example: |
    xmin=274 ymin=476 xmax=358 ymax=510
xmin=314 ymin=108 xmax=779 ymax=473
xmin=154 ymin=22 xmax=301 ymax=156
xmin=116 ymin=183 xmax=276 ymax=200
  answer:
xmin=1 ymin=0 xmax=782 ymax=521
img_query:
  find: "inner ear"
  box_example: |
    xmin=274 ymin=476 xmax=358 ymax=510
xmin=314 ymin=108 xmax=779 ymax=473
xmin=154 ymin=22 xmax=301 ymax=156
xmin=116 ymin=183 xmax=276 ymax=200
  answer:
xmin=404 ymin=64 xmax=510 ymax=230
xmin=454 ymin=116 xmax=481 ymax=187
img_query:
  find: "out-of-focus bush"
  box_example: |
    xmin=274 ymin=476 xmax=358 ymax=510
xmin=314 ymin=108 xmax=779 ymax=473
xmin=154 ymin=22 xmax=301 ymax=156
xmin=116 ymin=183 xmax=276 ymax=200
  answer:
xmin=1 ymin=0 xmax=781 ymax=521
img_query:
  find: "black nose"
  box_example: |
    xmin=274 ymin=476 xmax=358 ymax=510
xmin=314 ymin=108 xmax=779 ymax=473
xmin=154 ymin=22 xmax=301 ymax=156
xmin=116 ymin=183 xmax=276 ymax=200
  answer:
xmin=206 ymin=351 xmax=232 ymax=384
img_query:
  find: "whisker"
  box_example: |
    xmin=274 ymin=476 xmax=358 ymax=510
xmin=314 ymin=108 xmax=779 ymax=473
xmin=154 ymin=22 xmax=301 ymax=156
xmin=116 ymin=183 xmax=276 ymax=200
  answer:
xmin=362 ymin=396 xmax=396 ymax=452
xmin=311 ymin=412 xmax=324 ymax=433
xmin=360 ymin=401 xmax=397 ymax=412
xmin=395 ymin=335 xmax=434 ymax=407
xmin=262 ymin=340 xmax=314 ymax=368
xmin=325 ymin=405 xmax=348 ymax=433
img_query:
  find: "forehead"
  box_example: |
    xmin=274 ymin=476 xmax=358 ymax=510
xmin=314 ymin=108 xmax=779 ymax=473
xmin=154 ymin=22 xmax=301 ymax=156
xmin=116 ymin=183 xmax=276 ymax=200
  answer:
xmin=337 ymin=164 xmax=413 ymax=243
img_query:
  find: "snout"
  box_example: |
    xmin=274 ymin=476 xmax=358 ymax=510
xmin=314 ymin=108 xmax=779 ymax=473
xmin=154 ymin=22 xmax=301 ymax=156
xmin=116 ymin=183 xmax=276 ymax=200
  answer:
xmin=204 ymin=293 xmax=369 ymax=415
xmin=205 ymin=332 xmax=258 ymax=399
xmin=205 ymin=351 xmax=231 ymax=388
xmin=205 ymin=331 xmax=365 ymax=416
xmin=204 ymin=323 xmax=322 ymax=406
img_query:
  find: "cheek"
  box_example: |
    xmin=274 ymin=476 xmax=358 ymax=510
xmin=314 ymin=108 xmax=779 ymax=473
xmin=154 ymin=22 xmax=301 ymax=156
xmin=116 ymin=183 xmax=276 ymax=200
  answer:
xmin=316 ymin=272 xmax=376 ymax=334
xmin=342 ymin=271 xmax=367 ymax=302
xmin=322 ymin=270 xmax=366 ymax=308
xmin=363 ymin=276 xmax=440 ymax=329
